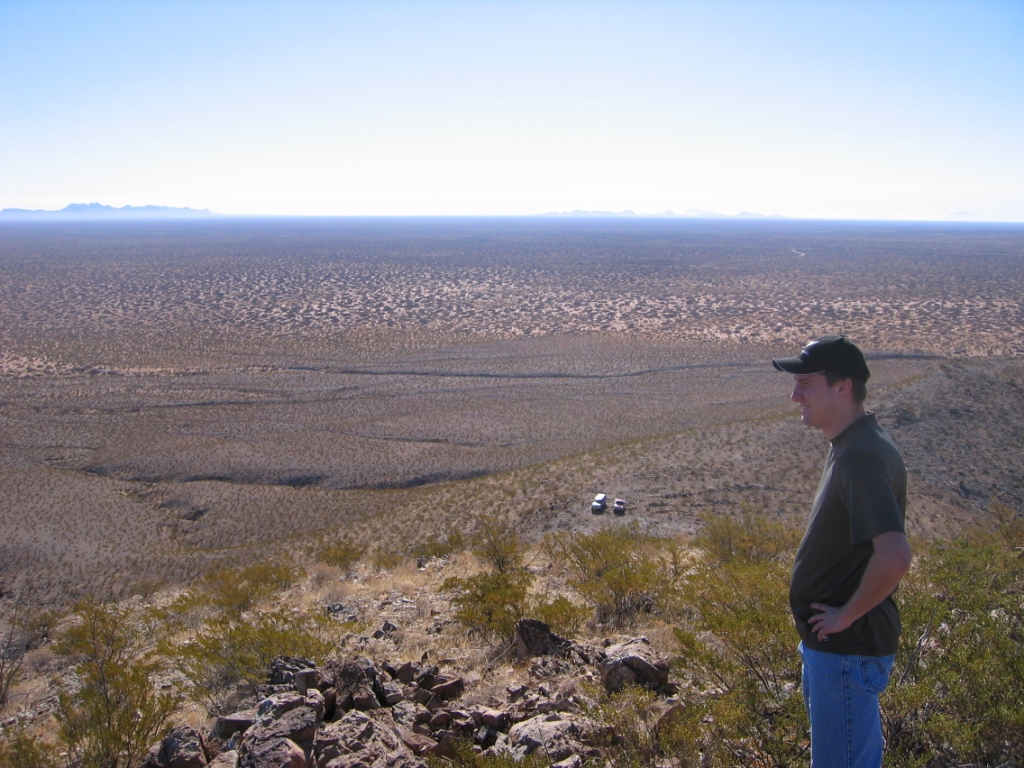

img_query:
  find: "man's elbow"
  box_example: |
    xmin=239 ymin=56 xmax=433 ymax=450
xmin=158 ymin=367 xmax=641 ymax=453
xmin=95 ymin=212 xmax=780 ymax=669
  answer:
xmin=875 ymin=531 xmax=913 ymax=578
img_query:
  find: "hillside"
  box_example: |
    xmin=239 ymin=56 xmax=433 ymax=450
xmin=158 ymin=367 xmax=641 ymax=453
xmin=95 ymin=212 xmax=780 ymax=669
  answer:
xmin=0 ymin=219 xmax=1022 ymax=766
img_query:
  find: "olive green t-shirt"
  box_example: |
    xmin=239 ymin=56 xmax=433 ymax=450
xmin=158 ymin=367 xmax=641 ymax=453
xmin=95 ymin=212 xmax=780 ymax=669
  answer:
xmin=790 ymin=413 xmax=907 ymax=656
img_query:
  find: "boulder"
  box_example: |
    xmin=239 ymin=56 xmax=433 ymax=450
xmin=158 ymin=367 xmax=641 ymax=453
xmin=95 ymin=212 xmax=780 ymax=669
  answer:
xmin=238 ymin=738 xmax=306 ymax=768
xmin=269 ymin=656 xmax=318 ymax=686
xmin=247 ymin=706 xmax=318 ymax=757
xmin=257 ymin=692 xmax=309 ymax=721
xmin=599 ymin=637 xmax=670 ymax=693
xmin=209 ymin=751 xmax=239 ymax=768
xmin=429 ymin=676 xmax=465 ymax=701
xmin=328 ymin=657 xmax=385 ymax=712
xmin=143 ymin=725 xmax=210 ymax=768
xmin=504 ymin=713 xmax=598 ymax=762
xmin=217 ymin=710 xmax=257 ymax=740
xmin=313 ymin=710 xmax=425 ymax=768
xmin=515 ymin=618 xmax=571 ymax=659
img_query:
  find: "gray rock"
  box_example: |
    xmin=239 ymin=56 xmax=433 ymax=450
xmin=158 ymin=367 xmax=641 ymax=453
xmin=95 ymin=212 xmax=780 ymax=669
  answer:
xmin=599 ymin=636 xmax=670 ymax=693
xmin=238 ymin=738 xmax=306 ymax=768
xmin=515 ymin=618 xmax=571 ymax=659
xmin=505 ymin=712 xmax=598 ymax=762
xmin=217 ymin=710 xmax=257 ymax=740
xmin=209 ymin=751 xmax=239 ymax=768
xmin=143 ymin=724 xmax=210 ymax=768
xmin=313 ymin=710 xmax=425 ymax=768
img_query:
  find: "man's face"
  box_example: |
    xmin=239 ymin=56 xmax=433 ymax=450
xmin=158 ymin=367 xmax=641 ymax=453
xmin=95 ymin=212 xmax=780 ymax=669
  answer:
xmin=790 ymin=373 xmax=843 ymax=432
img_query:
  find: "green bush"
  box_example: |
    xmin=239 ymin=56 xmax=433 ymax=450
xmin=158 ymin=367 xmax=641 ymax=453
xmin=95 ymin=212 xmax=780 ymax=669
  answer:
xmin=412 ymin=528 xmax=466 ymax=560
xmin=167 ymin=607 xmax=342 ymax=715
xmin=883 ymin=521 xmax=1024 ymax=767
xmin=670 ymin=510 xmax=808 ymax=767
xmin=0 ymin=726 xmax=61 ymax=768
xmin=545 ymin=525 xmax=679 ymax=627
xmin=527 ymin=594 xmax=590 ymax=639
xmin=370 ymin=544 xmax=405 ymax=571
xmin=0 ymin=611 xmax=27 ymax=712
xmin=675 ymin=505 xmax=1024 ymax=768
xmin=471 ymin=518 xmax=526 ymax=574
xmin=675 ymin=555 xmax=807 ymax=768
xmin=316 ymin=535 xmax=364 ymax=571
xmin=585 ymin=683 xmax=700 ymax=768
xmin=697 ymin=506 xmax=802 ymax=566
xmin=443 ymin=570 xmax=533 ymax=645
xmin=54 ymin=600 xmax=180 ymax=768
xmin=204 ymin=561 xmax=303 ymax=615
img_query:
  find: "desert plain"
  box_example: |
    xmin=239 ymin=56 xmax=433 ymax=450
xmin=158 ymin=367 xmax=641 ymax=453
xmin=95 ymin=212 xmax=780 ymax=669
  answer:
xmin=1 ymin=217 xmax=1022 ymax=607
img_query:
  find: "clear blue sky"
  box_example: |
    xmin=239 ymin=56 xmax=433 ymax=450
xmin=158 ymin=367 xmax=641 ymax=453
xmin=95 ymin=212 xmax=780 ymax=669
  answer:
xmin=1 ymin=1 xmax=1022 ymax=220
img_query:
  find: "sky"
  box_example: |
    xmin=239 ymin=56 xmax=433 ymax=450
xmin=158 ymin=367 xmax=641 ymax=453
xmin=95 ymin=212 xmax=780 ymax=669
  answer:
xmin=1 ymin=1 xmax=1022 ymax=221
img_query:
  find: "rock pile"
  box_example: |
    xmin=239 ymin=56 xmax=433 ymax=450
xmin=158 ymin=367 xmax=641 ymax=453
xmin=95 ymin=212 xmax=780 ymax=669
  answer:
xmin=142 ymin=619 xmax=678 ymax=768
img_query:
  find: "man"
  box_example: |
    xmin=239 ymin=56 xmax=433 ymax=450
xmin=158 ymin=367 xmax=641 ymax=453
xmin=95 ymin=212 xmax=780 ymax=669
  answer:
xmin=773 ymin=335 xmax=912 ymax=768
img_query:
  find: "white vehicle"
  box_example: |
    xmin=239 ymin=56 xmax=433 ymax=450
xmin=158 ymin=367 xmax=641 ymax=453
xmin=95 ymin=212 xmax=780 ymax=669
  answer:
xmin=613 ymin=498 xmax=626 ymax=515
xmin=591 ymin=493 xmax=607 ymax=513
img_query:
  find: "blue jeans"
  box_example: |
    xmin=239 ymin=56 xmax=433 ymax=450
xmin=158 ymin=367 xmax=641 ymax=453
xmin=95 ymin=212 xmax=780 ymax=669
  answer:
xmin=799 ymin=643 xmax=895 ymax=768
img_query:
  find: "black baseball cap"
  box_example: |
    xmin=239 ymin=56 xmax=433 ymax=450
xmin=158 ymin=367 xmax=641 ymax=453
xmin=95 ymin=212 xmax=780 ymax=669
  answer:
xmin=772 ymin=335 xmax=870 ymax=382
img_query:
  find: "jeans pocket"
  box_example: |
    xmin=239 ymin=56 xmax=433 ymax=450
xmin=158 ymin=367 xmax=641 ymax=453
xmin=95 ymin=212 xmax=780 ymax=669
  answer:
xmin=859 ymin=655 xmax=895 ymax=695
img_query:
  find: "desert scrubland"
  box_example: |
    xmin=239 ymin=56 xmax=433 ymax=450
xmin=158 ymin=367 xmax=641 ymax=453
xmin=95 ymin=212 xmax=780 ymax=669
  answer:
xmin=0 ymin=217 xmax=1022 ymax=605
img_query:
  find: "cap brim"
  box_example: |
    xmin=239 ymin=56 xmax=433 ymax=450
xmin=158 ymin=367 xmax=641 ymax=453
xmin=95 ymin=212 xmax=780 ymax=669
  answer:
xmin=772 ymin=356 xmax=823 ymax=374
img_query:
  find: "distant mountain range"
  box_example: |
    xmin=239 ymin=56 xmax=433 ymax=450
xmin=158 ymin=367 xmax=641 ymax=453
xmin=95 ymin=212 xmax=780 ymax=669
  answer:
xmin=540 ymin=208 xmax=786 ymax=219
xmin=0 ymin=203 xmax=217 ymax=220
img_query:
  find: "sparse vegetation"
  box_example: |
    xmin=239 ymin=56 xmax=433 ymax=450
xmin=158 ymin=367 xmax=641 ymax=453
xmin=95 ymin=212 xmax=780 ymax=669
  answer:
xmin=443 ymin=570 xmax=533 ymax=647
xmin=168 ymin=606 xmax=341 ymax=715
xmin=0 ymin=725 xmax=60 ymax=768
xmin=882 ymin=514 xmax=1024 ymax=767
xmin=0 ymin=219 xmax=1022 ymax=765
xmin=585 ymin=683 xmax=699 ymax=768
xmin=545 ymin=525 xmax=681 ymax=628
xmin=54 ymin=600 xmax=180 ymax=768
xmin=674 ymin=512 xmax=808 ymax=767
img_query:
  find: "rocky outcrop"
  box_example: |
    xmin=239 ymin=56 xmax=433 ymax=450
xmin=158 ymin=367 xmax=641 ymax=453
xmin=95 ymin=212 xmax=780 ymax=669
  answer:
xmin=146 ymin=622 xmax=676 ymax=768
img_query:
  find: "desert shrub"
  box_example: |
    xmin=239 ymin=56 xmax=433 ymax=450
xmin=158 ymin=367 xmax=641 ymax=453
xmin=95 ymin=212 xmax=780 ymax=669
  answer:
xmin=193 ymin=560 xmax=303 ymax=617
xmin=1 ymin=600 xmax=58 ymax=712
xmin=443 ymin=570 xmax=533 ymax=646
xmin=316 ymin=535 xmax=364 ymax=571
xmin=673 ymin=511 xmax=807 ymax=768
xmin=412 ymin=528 xmax=466 ymax=560
xmin=370 ymin=545 xmax=405 ymax=571
xmin=882 ymin=521 xmax=1024 ymax=768
xmin=697 ymin=506 xmax=802 ymax=565
xmin=0 ymin=726 xmax=61 ymax=768
xmin=425 ymin=736 xmax=549 ymax=767
xmin=54 ymin=600 xmax=180 ymax=768
xmin=527 ymin=594 xmax=590 ymax=639
xmin=0 ymin=618 xmax=26 ymax=712
xmin=149 ymin=559 xmax=304 ymax=635
xmin=167 ymin=607 xmax=342 ymax=715
xmin=545 ymin=525 xmax=678 ymax=627
xmin=585 ymin=683 xmax=700 ymax=768
xmin=471 ymin=518 xmax=526 ymax=574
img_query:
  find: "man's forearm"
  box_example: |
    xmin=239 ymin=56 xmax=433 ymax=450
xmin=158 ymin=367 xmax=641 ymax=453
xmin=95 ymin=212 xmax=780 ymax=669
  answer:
xmin=809 ymin=530 xmax=912 ymax=639
xmin=839 ymin=531 xmax=913 ymax=626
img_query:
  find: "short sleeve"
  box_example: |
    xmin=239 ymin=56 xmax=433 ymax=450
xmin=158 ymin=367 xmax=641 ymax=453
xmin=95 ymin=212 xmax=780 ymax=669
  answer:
xmin=836 ymin=456 xmax=905 ymax=546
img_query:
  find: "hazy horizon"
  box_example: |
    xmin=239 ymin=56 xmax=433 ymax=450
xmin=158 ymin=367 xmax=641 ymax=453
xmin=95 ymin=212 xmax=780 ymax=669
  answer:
xmin=2 ymin=1 xmax=1022 ymax=222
